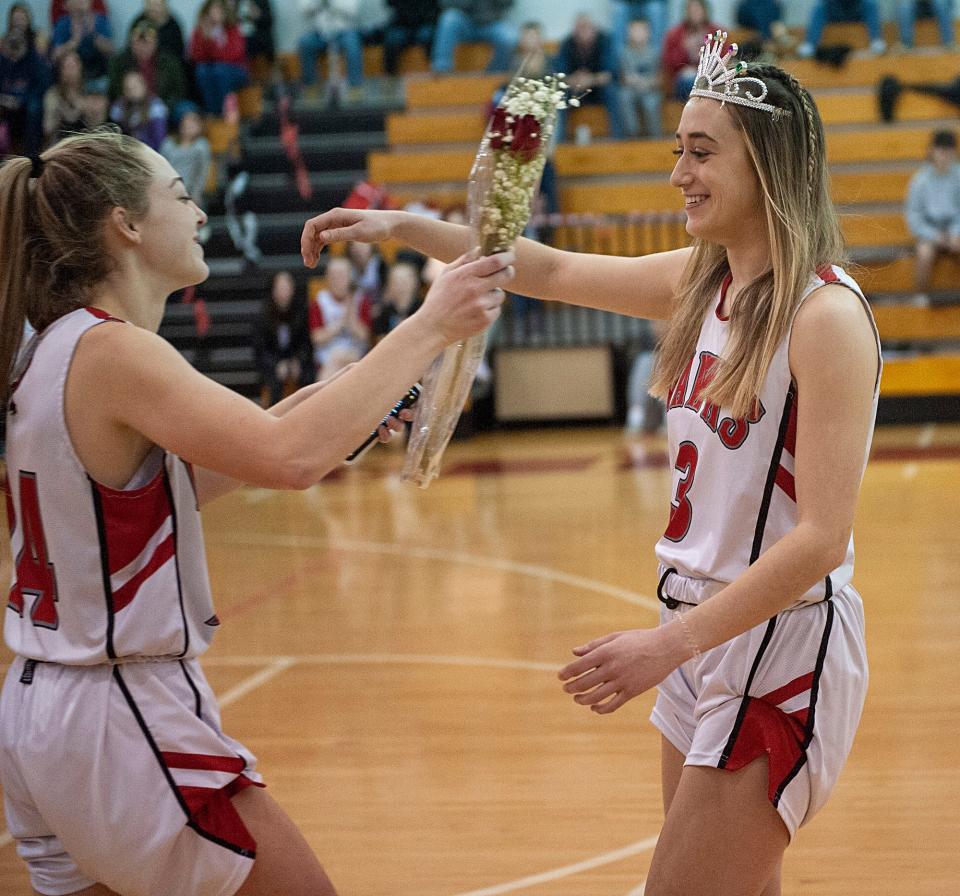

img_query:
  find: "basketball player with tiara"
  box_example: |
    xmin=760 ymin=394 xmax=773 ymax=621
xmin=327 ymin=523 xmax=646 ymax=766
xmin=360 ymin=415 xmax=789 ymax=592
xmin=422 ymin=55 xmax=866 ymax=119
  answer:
xmin=303 ymin=31 xmax=882 ymax=895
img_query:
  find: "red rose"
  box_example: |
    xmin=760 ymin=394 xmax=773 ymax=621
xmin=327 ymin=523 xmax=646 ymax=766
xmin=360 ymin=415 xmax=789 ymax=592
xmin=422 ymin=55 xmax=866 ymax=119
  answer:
xmin=489 ymin=107 xmax=508 ymax=149
xmin=510 ymin=114 xmax=541 ymax=162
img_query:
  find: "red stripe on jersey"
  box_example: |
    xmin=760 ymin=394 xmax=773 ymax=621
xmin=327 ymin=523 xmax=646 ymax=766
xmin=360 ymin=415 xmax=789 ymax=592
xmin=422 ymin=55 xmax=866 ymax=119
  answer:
xmin=761 ymin=671 xmax=814 ymax=708
xmin=816 ymin=265 xmax=840 ymax=284
xmin=723 ymin=697 xmax=807 ymax=804
xmin=94 ymin=471 xmax=172 ymax=574
xmin=783 ymin=396 xmax=798 ymax=457
xmin=111 ymin=533 xmax=175 ymax=612
xmin=162 ymin=751 xmax=248 ymax=774
xmin=715 ymin=272 xmax=733 ymax=321
xmin=84 ymin=306 xmax=124 ymax=322
xmin=775 ymin=465 xmax=796 ymax=502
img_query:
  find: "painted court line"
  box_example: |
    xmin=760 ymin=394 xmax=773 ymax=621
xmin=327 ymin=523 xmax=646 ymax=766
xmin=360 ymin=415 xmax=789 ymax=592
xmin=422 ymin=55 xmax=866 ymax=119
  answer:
xmin=204 ymin=653 xmax=558 ymax=673
xmin=449 ymin=836 xmax=659 ymax=896
xmin=216 ymin=533 xmax=661 ymax=614
xmin=624 ymin=881 xmax=647 ymax=896
xmin=217 ymin=656 xmax=297 ymax=708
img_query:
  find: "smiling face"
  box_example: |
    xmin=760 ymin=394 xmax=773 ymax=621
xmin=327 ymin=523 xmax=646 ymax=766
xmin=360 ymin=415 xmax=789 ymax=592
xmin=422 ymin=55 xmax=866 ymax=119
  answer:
xmin=133 ymin=149 xmax=209 ymax=290
xmin=670 ymin=97 xmax=765 ymax=249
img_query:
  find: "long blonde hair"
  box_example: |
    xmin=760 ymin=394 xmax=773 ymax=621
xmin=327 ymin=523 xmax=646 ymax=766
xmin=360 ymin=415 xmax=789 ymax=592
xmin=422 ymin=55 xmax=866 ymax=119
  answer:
xmin=0 ymin=127 xmax=154 ymax=403
xmin=650 ymin=65 xmax=846 ymax=419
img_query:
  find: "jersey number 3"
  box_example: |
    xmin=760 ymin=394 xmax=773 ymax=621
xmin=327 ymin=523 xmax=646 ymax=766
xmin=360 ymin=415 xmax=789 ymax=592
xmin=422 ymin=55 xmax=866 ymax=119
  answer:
xmin=8 ymin=472 xmax=60 ymax=629
xmin=664 ymin=441 xmax=699 ymax=543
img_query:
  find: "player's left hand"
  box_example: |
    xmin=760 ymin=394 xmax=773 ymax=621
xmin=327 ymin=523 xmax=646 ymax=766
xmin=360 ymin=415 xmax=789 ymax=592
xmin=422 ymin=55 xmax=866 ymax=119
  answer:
xmin=375 ymin=408 xmax=414 ymax=443
xmin=558 ymin=628 xmax=680 ymax=715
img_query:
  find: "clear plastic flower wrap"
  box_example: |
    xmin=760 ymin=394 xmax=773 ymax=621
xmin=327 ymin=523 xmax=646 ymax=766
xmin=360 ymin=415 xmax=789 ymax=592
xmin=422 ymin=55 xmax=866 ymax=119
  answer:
xmin=401 ymin=71 xmax=572 ymax=488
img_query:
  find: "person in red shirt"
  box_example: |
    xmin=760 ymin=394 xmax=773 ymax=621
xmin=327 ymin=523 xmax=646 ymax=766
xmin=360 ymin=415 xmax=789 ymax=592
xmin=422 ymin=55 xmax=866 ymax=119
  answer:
xmin=50 ymin=0 xmax=107 ymax=28
xmin=188 ymin=0 xmax=249 ymax=116
xmin=662 ymin=0 xmax=723 ymax=100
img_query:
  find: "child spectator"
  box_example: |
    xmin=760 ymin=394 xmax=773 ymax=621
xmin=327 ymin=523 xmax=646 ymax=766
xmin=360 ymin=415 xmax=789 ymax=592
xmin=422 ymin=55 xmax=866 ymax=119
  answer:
xmin=619 ymin=17 xmax=662 ymax=138
xmin=662 ymin=0 xmax=723 ymax=101
xmin=0 ymin=20 xmax=49 ymax=156
xmin=554 ymin=13 xmax=625 ymax=141
xmin=309 ymin=255 xmax=373 ymax=381
xmin=50 ymin=0 xmax=114 ymax=95
xmin=511 ymin=20 xmax=549 ymax=78
xmin=905 ymin=128 xmax=960 ymax=305
xmin=255 ymin=271 xmax=313 ymax=405
xmin=133 ymin=0 xmax=187 ymax=61
xmin=109 ymin=70 xmax=168 ymax=150
xmin=228 ymin=0 xmax=275 ymax=65
xmin=161 ymin=100 xmax=212 ymax=205
xmin=383 ymin=0 xmax=438 ymax=76
xmin=372 ymin=260 xmax=424 ymax=344
xmin=189 ymin=0 xmax=249 ymax=117
xmin=431 ymin=0 xmax=517 ymax=74
xmin=297 ymin=0 xmax=365 ymax=99
xmin=42 ymin=49 xmax=107 ymax=145
xmin=347 ymin=240 xmax=387 ymax=301
xmin=896 ymin=0 xmax=956 ymax=50
xmin=609 ymin=1 xmax=667 ymax=68
xmin=796 ymin=0 xmax=887 ymax=59
xmin=107 ymin=20 xmax=188 ymax=110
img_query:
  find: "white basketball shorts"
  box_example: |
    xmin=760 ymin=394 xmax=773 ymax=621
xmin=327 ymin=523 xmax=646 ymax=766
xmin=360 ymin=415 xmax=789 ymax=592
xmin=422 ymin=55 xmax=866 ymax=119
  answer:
xmin=0 ymin=655 xmax=262 ymax=896
xmin=650 ymin=571 xmax=868 ymax=839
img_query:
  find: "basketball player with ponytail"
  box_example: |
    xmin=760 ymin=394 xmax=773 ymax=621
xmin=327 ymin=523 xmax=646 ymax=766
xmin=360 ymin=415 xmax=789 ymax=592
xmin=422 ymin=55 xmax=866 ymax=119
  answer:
xmin=0 ymin=127 xmax=511 ymax=896
xmin=304 ymin=33 xmax=880 ymax=895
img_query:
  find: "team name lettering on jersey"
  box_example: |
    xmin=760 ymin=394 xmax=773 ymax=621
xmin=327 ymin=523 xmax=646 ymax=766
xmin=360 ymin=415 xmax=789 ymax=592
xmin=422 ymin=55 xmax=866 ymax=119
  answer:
xmin=668 ymin=351 xmax=766 ymax=449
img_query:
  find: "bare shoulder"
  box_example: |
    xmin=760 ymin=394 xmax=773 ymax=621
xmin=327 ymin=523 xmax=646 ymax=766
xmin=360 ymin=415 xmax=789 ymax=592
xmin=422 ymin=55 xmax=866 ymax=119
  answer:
xmin=789 ymin=283 xmax=878 ymax=386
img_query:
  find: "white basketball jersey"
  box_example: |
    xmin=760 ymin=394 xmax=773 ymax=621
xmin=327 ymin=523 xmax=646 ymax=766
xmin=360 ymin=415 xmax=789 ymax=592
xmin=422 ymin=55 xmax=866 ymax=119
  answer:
xmin=3 ymin=308 xmax=219 ymax=664
xmin=655 ymin=266 xmax=881 ymax=605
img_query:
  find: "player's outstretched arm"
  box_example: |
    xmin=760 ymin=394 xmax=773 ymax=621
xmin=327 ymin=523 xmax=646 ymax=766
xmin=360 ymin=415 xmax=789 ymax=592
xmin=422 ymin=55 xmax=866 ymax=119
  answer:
xmin=302 ymin=207 xmax=692 ymax=321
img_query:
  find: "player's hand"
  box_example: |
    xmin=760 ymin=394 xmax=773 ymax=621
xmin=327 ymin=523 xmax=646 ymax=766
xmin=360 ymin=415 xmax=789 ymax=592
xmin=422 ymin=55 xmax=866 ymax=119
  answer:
xmin=375 ymin=407 xmax=413 ymax=443
xmin=558 ymin=627 xmax=680 ymax=715
xmin=413 ymin=249 xmax=513 ymax=344
xmin=301 ymin=208 xmax=395 ymax=268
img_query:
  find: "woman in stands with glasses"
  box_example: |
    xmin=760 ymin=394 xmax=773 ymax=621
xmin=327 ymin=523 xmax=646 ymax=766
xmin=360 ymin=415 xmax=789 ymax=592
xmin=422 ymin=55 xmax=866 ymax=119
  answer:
xmin=301 ymin=31 xmax=881 ymax=895
xmin=0 ymin=127 xmax=511 ymax=896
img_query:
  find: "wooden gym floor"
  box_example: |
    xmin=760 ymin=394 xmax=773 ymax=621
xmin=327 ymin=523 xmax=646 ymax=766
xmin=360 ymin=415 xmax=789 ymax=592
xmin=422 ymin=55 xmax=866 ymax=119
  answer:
xmin=0 ymin=423 xmax=958 ymax=895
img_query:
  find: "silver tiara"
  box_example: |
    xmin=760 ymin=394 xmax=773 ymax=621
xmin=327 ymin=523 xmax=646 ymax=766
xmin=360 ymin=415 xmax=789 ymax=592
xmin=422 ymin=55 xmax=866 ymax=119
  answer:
xmin=689 ymin=31 xmax=790 ymax=119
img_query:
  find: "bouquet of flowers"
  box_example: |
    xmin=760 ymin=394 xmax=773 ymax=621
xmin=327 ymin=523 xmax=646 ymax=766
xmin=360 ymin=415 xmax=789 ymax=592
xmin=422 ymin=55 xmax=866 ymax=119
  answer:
xmin=401 ymin=71 xmax=574 ymax=487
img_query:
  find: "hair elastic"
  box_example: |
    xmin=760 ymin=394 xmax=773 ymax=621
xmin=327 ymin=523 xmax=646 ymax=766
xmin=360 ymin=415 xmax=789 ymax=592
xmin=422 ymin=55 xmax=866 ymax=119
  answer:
xmin=29 ymin=155 xmax=44 ymax=179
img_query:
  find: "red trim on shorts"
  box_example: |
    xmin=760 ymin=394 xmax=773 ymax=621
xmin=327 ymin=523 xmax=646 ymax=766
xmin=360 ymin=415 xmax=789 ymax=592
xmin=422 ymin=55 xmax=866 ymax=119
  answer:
xmin=162 ymin=751 xmax=248 ymax=774
xmin=762 ymin=671 xmax=814 ymax=708
xmin=722 ymin=697 xmax=807 ymax=805
xmin=180 ymin=775 xmax=264 ymax=857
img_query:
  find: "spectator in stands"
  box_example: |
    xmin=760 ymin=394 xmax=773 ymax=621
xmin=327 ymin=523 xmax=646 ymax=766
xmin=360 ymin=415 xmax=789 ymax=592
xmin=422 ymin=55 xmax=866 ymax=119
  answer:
xmin=108 ymin=20 xmax=188 ymax=110
xmin=511 ymin=19 xmax=549 ymax=78
xmin=372 ymin=260 xmax=423 ymax=343
xmin=50 ymin=0 xmax=108 ymax=29
xmin=0 ymin=19 xmax=49 ymax=156
xmin=347 ymin=240 xmax=387 ymax=300
xmin=905 ymin=128 xmax=960 ymax=305
xmin=431 ymin=0 xmax=517 ymax=74
xmin=189 ymin=0 xmax=249 ymax=117
xmin=256 ymin=271 xmax=313 ymax=405
xmin=609 ymin=1 xmax=667 ymax=68
xmin=662 ymin=0 xmax=723 ymax=101
xmin=51 ymin=0 xmax=114 ymax=95
xmin=7 ymin=4 xmax=48 ymax=56
xmin=43 ymin=50 xmax=107 ymax=145
xmin=161 ymin=100 xmax=211 ymax=205
xmin=619 ymin=17 xmax=662 ymax=138
xmin=309 ymin=255 xmax=373 ymax=380
xmin=383 ymin=0 xmax=438 ymax=76
xmin=133 ymin=0 xmax=187 ymax=61
xmin=736 ymin=0 xmax=784 ymax=42
xmin=228 ymin=0 xmax=274 ymax=66
xmin=554 ymin=13 xmax=625 ymax=141
xmin=297 ymin=0 xmax=365 ymax=99
xmin=109 ymin=70 xmax=168 ymax=150
xmin=796 ymin=0 xmax=887 ymax=59
xmin=896 ymin=0 xmax=956 ymax=50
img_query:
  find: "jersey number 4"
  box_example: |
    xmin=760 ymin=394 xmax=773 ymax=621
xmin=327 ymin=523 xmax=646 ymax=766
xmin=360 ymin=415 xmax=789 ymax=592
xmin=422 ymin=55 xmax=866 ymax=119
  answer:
xmin=664 ymin=441 xmax=699 ymax=543
xmin=7 ymin=472 xmax=60 ymax=629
